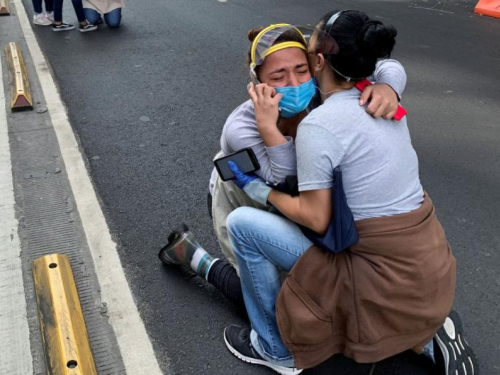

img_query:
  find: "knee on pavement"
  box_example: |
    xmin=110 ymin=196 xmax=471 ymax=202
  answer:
xmin=106 ymin=19 xmax=121 ymax=28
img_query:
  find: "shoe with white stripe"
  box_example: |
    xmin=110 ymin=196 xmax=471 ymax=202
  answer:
xmin=79 ymin=21 xmax=97 ymax=33
xmin=45 ymin=11 xmax=54 ymax=23
xmin=434 ymin=310 xmax=479 ymax=375
xmin=52 ymin=22 xmax=75 ymax=32
xmin=33 ymin=13 xmax=53 ymax=26
xmin=224 ymin=325 xmax=303 ymax=375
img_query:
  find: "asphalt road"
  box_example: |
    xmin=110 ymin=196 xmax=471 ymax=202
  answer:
xmin=23 ymin=0 xmax=500 ymax=373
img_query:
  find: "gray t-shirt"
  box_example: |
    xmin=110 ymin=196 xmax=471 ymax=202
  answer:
xmin=219 ymin=100 xmax=297 ymax=183
xmin=209 ymin=59 xmax=408 ymax=193
xmin=296 ymin=88 xmax=424 ymax=221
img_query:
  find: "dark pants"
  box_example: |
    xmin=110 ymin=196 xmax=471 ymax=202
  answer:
xmin=84 ymin=8 xmax=122 ymax=27
xmin=32 ymin=0 xmax=53 ymax=14
xmin=54 ymin=0 xmax=85 ymax=23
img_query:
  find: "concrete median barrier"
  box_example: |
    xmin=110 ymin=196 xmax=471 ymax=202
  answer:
xmin=33 ymin=254 xmax=97 ymax=375
xmin=4 ymin=42 xmax=33 ymax=111
xmin=0 ymin=0 xmax=9 ymax=16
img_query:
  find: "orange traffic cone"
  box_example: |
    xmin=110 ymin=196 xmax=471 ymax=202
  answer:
xmin=475 ymin=0 xmax=500 ymax=19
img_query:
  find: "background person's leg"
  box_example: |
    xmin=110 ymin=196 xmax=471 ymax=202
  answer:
xmin=69 ymin=0 xmax=86 ymax=23
xmin=44 ymin=0 xmax=54 ymax=13
xmin=104 ymin=8 xmax=122 ymax=28
xmin=51 ymin=0 xmax=75 ymax=31
xmin=33 ymin=0 xmax=53 ymax=25
xmin=227 ymin=207 xmax=313 ymax=367
xmin=83 ymin=8 xmax=101 ymax=25
xmin=52 ymin=0 xmax=62 ymax=22
xmin=32 ymin=0 xmax=42 ymax=14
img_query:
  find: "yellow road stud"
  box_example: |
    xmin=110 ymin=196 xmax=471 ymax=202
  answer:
xmin=4 ymin=42 xmax=33 ymax=111
xmin=33 ymin=254 xmax=97 ymax=375
xmin=0 ymin=0 xmax=9 ymax=16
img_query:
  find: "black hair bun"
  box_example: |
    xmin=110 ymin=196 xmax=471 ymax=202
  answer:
xmin=357 ymin=20 xmax=397 ymax=59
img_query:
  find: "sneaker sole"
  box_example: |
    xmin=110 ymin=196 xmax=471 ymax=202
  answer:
xmin=435 ymin=311 xmax=479 ymax=375
xmin=52 ymin=27 xmax=75 ymax=32
xmin=223 ymin=327 xmax=303 ymax=375
xmin=79 ymin=26 xmax=98 ymax=33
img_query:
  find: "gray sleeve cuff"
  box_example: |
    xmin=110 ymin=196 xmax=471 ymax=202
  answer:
xmin=298 ymin=180 xmax=333 ymax=192
xmin=368 ymin=59 xmax=407 ymax=100
xmin=264 ymin=136 xmax=297 ymax=182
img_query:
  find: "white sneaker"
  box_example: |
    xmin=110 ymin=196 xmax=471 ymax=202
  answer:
xmin=33 ymin=13 xmax=52 ymax=26
xmin=45 ymin=11 xmax=54 ymax=23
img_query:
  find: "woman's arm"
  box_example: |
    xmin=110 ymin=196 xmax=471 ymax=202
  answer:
xmin=368 ymin=59 xmax=407 ymax=99
xmin=247 ymin=83 xmax=287 ymax=147
xmin=222 ymin=101 xmax=296 ymax=183
xmin=361 ymin=59 xmax=407 ymax=118
xmin=279 ymin=121 xmax=343 ymax=233
xmin=268 ymin=189 xmax=332 ymax=234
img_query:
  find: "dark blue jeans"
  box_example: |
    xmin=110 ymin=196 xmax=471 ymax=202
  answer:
xmin=54 ymin=0 xmax=85 ymax=23
xmin=84 ymin=8 xmax=122 ymax=27
xmin=32 ymin=0 xmax=53 ymax=14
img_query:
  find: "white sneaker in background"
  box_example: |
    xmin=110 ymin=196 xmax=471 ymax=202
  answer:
xmin=45 ymin=12 xmax=54 ymax=22
xmin=33 ymin=13 xmax=52 ymax=26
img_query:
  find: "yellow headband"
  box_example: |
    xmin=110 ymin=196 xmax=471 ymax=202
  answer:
xmin=250 ymin=24 xmax=307 ymax=68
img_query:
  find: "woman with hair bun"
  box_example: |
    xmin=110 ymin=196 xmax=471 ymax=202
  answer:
xmin=225 ymin=10 xmax=478 ymax=375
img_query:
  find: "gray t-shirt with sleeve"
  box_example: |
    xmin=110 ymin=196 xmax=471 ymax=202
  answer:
xmin=296 ymin=88 xmax=424 ymax=221
xmin=220 ymin=99 xmax=297 ymax=183
xmin=209 ymin=59 xmax=408 ymax=193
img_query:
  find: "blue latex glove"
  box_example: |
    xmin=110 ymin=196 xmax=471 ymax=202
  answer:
xmin=227 ymin=161 xmax=258 ymax=189
xmin=228 ymin=161 xmax=272 ymax=206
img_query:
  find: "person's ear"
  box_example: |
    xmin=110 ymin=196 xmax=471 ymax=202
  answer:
xmin=315 ymin=53 xmax=326 ymax=71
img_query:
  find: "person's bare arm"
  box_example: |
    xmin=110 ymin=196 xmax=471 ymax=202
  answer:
xmin=268 ymin=188 xmax=332 ymax=234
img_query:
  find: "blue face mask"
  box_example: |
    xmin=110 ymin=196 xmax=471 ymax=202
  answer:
xmin=274 ymin=79 xmax=316 ymax=118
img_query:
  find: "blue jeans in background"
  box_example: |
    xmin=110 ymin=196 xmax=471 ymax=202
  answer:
xmin=84 ymin=8 xmax=122 ymax=27
xmin=32 ymin=0 xmax=53 ymax=14
xmin=53 ymin=0 xmax=85 ymax=23
xmin=227 ymin=207 xmax=313 ymax=368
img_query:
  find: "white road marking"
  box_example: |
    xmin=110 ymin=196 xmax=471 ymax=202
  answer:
xmin=0 ymin=48 xmax=33 ymax=375
xmin=13 ymin=0 xmax=165 ymax=373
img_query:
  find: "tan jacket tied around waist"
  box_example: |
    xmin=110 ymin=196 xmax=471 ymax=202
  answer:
xmin=276 ymin=193 xmax=456 ymax=369
xmin=83 ymin=0 xmax=125 ymax=14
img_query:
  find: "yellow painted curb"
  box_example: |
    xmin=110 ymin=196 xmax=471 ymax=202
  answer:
xmin=4 ymin=42 xmax=33 ymax=111
xmin=33 ymin=254 xmax=97 ymax=375
xmin=0 ymin=0 xmax=9 ymax=16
